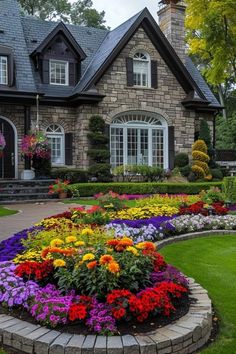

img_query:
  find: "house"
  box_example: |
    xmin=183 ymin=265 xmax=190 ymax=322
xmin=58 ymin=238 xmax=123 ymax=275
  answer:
xmin=0 ymin=0 xmax=221 ymax=179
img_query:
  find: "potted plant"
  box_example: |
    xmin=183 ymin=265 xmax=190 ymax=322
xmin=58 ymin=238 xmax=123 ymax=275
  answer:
xmin=0 ymin=132 xmax=6 ymax=157
xmin=48 ymin=179 xmax=70 ymax=199
xmin=21 ymin=131 xmax=51 ymax=179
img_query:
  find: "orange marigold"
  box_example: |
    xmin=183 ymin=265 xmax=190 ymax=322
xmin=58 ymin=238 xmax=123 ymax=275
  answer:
xmin=119 ymin=237 xmax=133 ymax=247
xmin=108 ymin=261 xmax=120 ymax=273
xmin=106 ymin=239 xmax=119 ymax=247
xmin=87 ymin=261 xmax=98 ymax=269
xmin=136 ymin=242 xmax=156 ymax=251
xmin=99 ymin=254 xmax=114 ymax=265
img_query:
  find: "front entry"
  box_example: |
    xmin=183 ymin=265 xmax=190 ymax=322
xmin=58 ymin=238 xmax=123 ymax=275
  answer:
xmin=0 ymin=118 xmax=15 ymax=178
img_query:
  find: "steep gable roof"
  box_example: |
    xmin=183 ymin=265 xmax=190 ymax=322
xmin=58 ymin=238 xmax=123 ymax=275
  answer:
xmin=30 ymin=21 xmax=86 ymax=60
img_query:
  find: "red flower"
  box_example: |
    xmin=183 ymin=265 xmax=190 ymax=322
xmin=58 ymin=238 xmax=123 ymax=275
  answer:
xmin=15 ymin=260 xmax=53 ymax=281
xmin=69 ymin=304 xmax=87 ymax=321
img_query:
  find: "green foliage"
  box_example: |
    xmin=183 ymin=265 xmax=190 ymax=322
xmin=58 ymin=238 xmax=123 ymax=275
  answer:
xmin=19 ymin=0 xmax=108 ymax=29
xmin=223 ymin=177 xmax=236 ymax=202
xmin=185 ymin=0 xmax=236 ymax=85
xmin=191 ymin=139 xmax=211 ymax=180
xmin=95 ymin=191 xmax=127 ymax=211
xmin=69 ymin=182 xmax=223 ymax=197
xmin=216 ymin=114 xmax=236 ymax=149
xmin=51 ymin=168 xmax=88 ymax=183
xmin=199 ymin=120 xmax=212 ymax=149
xmin=112 ymin=164 xmax=164 ymax=182
xmin=72 ymin=208 xmax=110 ymax=225
xmin=174 ymin=153 xmax=189 ymax=168
xmin=87 ymin=115 xmax=111 ymax=182
xmin=199 ymin=186 xmax=224 ymax=204
xmin=32 ymin=156 xmax=51 ymax=178
xmin=210 ymin=168 xmax=223 ymax=181
xmin=179 ymin=165 xmax=191 ymax=178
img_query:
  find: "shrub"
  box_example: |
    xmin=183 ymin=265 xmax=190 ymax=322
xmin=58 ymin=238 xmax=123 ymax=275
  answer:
xmin=223 ymin=177 xmax=236 ymax=202
xmin=51 ymin=168 xmax=88 ymax=183
xmin=200 ymin=187 xmax=224 ymax=204
xmin=191 ymin=139 xmax=211 ymax=180
xmin=112 ymin=165 xmax=163 ymax=182
xmin=174 ymin=153 xmax=189 ymax=168
xmin=68 ymin=182 xmax=223 ymax=197
xmin=179 ymin=165 xmax=191 ymax=177
xmin=88 ymin=163 xmax=112 ymax=182
xmin=211 ymin=168 xmax=223 ymax=181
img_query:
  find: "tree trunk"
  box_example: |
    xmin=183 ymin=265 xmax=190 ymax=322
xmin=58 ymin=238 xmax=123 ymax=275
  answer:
xmin=217 ymin=84 xmax=227 ymax=119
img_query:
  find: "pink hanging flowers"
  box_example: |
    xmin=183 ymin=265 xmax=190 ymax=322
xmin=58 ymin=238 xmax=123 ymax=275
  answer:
xmin=0 ymin=132 xmax=6 ymax=157
xmin=21 ymin=131 xmax=51 ymax=159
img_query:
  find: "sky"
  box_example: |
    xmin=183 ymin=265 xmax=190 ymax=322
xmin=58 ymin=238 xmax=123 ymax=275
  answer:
xmin=91 ymin=0 xmax=159 ymax=29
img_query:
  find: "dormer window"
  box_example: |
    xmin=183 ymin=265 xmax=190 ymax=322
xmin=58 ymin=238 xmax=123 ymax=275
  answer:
xmin=50 ymin=59 xmax=69 ymax=86
xmin=0 ymin=56 xmax=8 ymax=85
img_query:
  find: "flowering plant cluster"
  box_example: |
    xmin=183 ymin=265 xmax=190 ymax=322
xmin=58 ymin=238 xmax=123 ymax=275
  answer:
xmin=94 ymin=190 xmax=128 ymax=211
xmin=109 ymin=205 xmax=178 ymax=220
xmin=0 ymin=132 xmax=6 ymax=156
xmin=48 ymin=179 xmax=70 ymax=195
xmin=71 ymin=205 xmax=110 ymax=225
xmin=179 ymin=201 xmax=228 ymax=216
xmin=137 ymin=194 xmax=200 ymax=208
xmin=21 ymin=131 xmax=51 ymax=159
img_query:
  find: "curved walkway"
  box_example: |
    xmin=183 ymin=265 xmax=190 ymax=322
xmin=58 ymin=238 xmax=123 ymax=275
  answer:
xmin=0 ymin=202 xmax=79 ymax=241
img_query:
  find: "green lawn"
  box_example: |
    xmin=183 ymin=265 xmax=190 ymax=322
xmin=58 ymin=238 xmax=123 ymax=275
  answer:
xmin=160 ymin=235 xmax=236 ymax=354
xmin=0 ymin=206 xmax=18 ymax=217
xmin=64 ymin=198 xmax=137 ymax=208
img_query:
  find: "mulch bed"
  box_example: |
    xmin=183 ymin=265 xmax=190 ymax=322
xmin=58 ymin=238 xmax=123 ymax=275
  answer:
xmin=0 ymin=293 xmax=190 ymax=336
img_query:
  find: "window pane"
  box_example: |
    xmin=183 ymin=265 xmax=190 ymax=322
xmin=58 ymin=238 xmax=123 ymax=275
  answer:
xmin=48 ymin=136 xmax=63 ymax=164
xmin=50 ymin=60 xmax=68 ymax=85
xmin=110 ymin=128 xmax=123 ymax=168
xmin=0 ymin=56 xmax=8 ymax=85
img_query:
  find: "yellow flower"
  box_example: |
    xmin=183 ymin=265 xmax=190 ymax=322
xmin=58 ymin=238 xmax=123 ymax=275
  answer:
xmin=75 ymin=241 xmax=85 ymax=247
xmin=50 ymin=238 xmax=64 ymax=247
xmin=81 ymin=228 xmax=94 ymax=236
xmin=53 ymin=259 xmax=66 ymax=267
xmin=82 ymin=253 xmax=95 ymax=262
xmin=126 ymin=246 xmax=139 ymax=256
xmin=65 ymin=236 xmax=77 ymax=243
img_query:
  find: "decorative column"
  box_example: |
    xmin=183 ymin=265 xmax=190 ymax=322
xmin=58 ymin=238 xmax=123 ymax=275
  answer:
xmin=24 ymin=106 xmax=31 ymax=170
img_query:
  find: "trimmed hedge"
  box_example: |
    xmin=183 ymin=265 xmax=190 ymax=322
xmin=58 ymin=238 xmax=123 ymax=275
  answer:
xmin=69 ymin=182 xmax=223 ymax=197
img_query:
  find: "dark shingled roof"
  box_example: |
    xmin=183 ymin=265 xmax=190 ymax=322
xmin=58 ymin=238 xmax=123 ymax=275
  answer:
xmin=0 ymin=0 xmax=221 ymax=108
xmin=185 ymin=57 xmax=221 ymax=108
xmin=0 ymin=0 xmax=36 ymax=92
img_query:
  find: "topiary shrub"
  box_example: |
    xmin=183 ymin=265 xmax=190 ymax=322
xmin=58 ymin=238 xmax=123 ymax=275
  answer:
xmin=87 ymin=115 xmax=112 ymax=182
xmin=179 ymin=165 xmax=191 ymax=177
xmin=191 ymin=139 xmax=212 ymax=180
xmin=174 ymin=153 xmax=189 ymax=168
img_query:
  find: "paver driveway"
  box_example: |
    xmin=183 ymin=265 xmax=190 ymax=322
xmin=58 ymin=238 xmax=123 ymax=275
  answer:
xmin=0 ymin=202 xmax=78 ymax=241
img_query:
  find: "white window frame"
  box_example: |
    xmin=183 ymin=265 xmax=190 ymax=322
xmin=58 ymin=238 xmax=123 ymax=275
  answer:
xmin=46 ymin=124 xmax=65 ymax=166
xmin=133 ymin=52 xmax=151 ymax=88
xmin=49 ymin=59 xmax=69 ymax=86
xmin=110 ymin=112 xmax=168 ymax=169
xmin=0 ymin=56 xmax=8 ymax=85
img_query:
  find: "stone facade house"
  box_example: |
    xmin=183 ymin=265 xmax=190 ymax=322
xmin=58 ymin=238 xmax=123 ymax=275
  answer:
xmin=0 ymin=0 xmax=221 ymax=179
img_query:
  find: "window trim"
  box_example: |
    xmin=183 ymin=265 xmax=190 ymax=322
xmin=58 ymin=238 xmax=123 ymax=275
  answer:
xmin=49 ymin=59 xmax=69 ymax=86
xmin=0 ymin=56 xmax=8 ymax=85
xmin=110 ymin=111 xmax=168 ymax=169
xmin=45 ymin=124 xmax=65 ymax=166
xmin=133 ymin=52 xmax=151 ymax=88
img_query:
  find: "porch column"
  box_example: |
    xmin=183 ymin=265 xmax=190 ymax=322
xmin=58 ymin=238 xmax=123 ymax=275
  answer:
xmin=24 ymin=106 xmax=31 ymax=169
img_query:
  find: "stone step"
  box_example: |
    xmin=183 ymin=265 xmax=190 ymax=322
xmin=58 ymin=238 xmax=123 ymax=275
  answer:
xmin=0 ymin=186 xmax=50 ymax=193
xmin=0 ymin=193 xmax=57 ymax=202
xmin=0 ymin=179 xmax=54 ymax=188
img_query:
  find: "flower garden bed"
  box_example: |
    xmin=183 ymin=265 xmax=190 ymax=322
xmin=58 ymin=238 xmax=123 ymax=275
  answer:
xmin=0 ymin=189 xmax=235 ymax=353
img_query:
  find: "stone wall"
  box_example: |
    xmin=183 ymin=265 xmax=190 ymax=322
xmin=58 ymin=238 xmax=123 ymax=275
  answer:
xmin=92 ymin=26 xmax=196 ymax=162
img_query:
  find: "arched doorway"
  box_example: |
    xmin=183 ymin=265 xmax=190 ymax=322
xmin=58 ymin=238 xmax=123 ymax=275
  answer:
xmin=0 ymin=117 xmax=17 ymax=179
xmin=110 ymin=111 xmax=168 ymax=169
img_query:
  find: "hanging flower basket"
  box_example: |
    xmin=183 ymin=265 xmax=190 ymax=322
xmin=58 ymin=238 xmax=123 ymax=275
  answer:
xmin=21 ymin=131 xmax=51 ymax=159
xmin=0 ymin=132 xmax=6 ymax=158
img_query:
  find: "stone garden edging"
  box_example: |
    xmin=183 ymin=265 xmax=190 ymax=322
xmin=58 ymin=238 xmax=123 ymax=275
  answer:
xmin=2 ymin=229 xmax=232 ymax=354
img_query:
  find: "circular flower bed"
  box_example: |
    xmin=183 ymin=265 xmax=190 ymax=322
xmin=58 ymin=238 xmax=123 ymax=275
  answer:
xmin=0 ymin=214 xmax=189 ymax=335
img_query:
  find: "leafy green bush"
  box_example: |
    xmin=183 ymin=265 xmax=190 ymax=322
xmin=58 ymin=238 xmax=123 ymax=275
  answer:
xmin=88 ymin=163 xmax=112 ymax=182
xmin=68 ymin=181 xmax=223 ymax=197
xmin=223 ymin=177 xmax=236 ymax=202
xmin=210 ymin=168 xmax=223 ymax=181
xmin=179 ymin=165 xmax=191 ymax=177
xmin=51 ymin=168 xmax=88 ymax=183
xmin=112 ymin=164 xmax=163 ymax=182
xmin=174 ymin=153 xmax=189 ymax=168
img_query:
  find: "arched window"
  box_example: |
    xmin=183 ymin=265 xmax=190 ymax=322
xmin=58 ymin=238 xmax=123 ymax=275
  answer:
xmin=110 ymin=111 xmax=168 ymax=169
xmin=133 ymin=52 xmax=150 ymax=87
xmin=46 ymin=124 xmax=65 ymax=165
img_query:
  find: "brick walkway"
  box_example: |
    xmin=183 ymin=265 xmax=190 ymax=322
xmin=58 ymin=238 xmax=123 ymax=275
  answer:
xmin=0 ymin=202 xmax=79 ymax=241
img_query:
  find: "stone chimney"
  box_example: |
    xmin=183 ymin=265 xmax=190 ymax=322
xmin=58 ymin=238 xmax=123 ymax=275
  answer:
xmin=157 ymin=0 xmax=187 ymax=64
